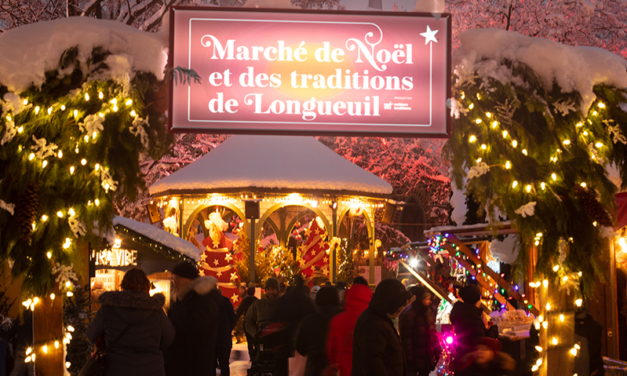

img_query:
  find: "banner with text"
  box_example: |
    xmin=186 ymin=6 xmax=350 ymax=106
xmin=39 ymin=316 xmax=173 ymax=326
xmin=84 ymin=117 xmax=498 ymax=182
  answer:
xmin=169 ymin=7 xmax=451 ymax=137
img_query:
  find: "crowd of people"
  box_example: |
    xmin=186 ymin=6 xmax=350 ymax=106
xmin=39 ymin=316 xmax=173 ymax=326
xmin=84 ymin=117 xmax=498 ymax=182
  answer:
xmin=83 ymin=262 xmax=525 ymax=376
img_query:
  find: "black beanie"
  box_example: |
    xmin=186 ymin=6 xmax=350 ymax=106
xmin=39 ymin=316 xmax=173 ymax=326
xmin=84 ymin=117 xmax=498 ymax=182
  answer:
xmin=410 ymin=285 xmax=431 ymax=302
xmin=171 ymin=261 xmax=199 ymax=279
xmin=370 ymin=278 xmax=413 ymax=315
xmin=459 ymin=285 xmax=481 ymax=306
xmin=316 ymin=285 xmax=340 ymax=308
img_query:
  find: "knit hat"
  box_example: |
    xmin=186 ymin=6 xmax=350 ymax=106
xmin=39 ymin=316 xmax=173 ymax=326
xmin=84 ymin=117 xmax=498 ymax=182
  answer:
xmin=171 ymin=261 xmax=199 ymax=280
xmin=265 ymin=277 xmax=279 ymax=291
xmin=247 ymin=286 xmax=256 ymax=296
xmin=459 ymin=285 xmax=481 ymax=306
xmin=370 ymin=278 xmax=413 ymax=315
xmin=316 ymin=285 xmax=340 ymax=308
xmin=477 ymin=337 xmax=501 ymax=353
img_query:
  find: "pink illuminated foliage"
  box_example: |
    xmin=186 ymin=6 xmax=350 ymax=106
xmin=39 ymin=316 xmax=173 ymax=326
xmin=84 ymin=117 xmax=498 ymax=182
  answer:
xmin=449 ymin=0 xmax=627 ymax=57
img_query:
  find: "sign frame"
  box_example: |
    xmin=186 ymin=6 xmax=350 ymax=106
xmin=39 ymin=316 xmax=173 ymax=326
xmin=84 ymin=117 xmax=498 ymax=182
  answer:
xmin=168 ymin=6 xmax=452 ymax=138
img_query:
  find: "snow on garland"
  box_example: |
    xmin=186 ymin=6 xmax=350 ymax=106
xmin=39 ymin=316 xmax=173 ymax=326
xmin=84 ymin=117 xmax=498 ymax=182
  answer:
xmin=514 ymin=202 xmax=536 ymax=218
xmin=467 ymin=161 xmax=490 ymax=179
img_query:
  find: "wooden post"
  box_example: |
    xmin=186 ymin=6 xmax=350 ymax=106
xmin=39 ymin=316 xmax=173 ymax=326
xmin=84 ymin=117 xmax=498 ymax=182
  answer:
xmin=33 ymin=293 xmax=63 ymax=375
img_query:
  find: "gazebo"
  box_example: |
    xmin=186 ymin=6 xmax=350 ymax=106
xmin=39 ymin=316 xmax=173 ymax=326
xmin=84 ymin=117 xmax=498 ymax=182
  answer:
xmin=148 ymin=135 xmax=392 ymax=284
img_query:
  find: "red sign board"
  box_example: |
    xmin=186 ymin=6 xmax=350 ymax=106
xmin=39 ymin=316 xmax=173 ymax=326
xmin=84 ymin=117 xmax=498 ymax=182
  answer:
xmin=169 ymin=7 xmax=451 ymax=137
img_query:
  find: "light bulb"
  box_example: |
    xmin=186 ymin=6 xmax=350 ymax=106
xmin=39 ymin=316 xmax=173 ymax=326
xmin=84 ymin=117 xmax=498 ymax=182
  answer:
xmin=73 ymin=110 xmax=78 ymax=118
xmin=99 ymin=92 xmax=103 ymax=99
xmin=23 ymin=99 xmax=28 ymax=105
xmin=512 ymin=140 xmax=518 ymax=148
xmin=512 ymin=181 xmax=518 ymax=188
xmin=486 ymin=112 xmax=492 ymax=118
xmin=113 ymin=104 xmax=118 ymax=112
xmin=570 ymin=348 xmax=578 ymax=356
xmin=502 ymin=130 xmax=508 ymax=138
xmin=563 ymin=139 xmax=571 ymax=145
xmin=67 ymin=291 xmax=73 ymax=297
xmin=491 ymin=121 xmax=498 ymax=128
xmin=580 ymin=182 xmax=587 ymax=188
xmin=41 ymin=215 xmax=48 ymax=221
xmin=28 ymin=153 xmax=35 ymax=161
xmin=535 ymin=346 xmax=543 ymax=352
xmin=43 ymin=345 xmax=48 ymax=354
xmin=95 ymin=199 xmax=100 ymax=206
xmin=81 ymin=159 xmax=87 ymax=166
xmin=68 ymin=208 xmax=75 ymax=217
xmin=598 ymin=102 xmax=605 ymax=108
xmin=469 ymin=135 xmax=477 ymax=143
xmin=67 ymin=325 xmax=75 ymax=332
xmin=551 ymin=173 xmax=557 ymax=181
xmin=481 ymin=144 xmax=487 ymax=150
xmin=35 ymin=106 xmax=40 ymax=114
xmin=525 ymin=184 xmax=532 ymax=192
xmin=553 ymin=265 xmax=559 ymax=272
xmin=576 ymin=299 xmax=583 ymax=307
xmin=543 ymin=280 xmax=548 ymax=288
xmin=46 ymin=252 xmax=51 ymax=259
xmin=42 ymin=160 xmax=48 ymax=168
xmin=546 ymin=303 xmax=551 ymax=311
xmin=50 ymin=293 xmax=55 ymax=301
xmin=505 ymin=161 xmax=511 ymax=169
xmin=595 ymin=142 xmax=603 ymax=148
xmin=130 ymin=110 xmax=137 ymax=117
xmin=61 ymin=105 xmax=65 ymax=111
xmin=126 ymin=99 xmax=133 ymax=105
xmin=541 ymin=182 xmax=546 ymax=190
xmin=95 ymin=164 xmax=100 ymax=171
xmin=57 ymin=211 xmax=63 ymax=218
xmin=70 ymin=166 xmax=75 ymax=174
xmin=522 ymin=149 xmax=528 ymax=155
xmin=552 ymin=337 xmax=558 ymax=346
xmin=58 ymin=150 xmax=63 ymax=158
xmin=475 ymin=118 xmax=482 ymax=124
xmin=85 ymin=93 xmax=90 ymax=101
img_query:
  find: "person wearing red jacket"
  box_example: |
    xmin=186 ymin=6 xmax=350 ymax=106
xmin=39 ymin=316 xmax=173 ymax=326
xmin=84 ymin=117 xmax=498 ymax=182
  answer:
xmin=326 ymin=277 xmax=372 ymax=376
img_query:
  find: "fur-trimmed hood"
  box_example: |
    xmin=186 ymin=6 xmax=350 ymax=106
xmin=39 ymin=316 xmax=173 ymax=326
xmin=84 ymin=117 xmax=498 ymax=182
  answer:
xmin=175 ymin=276 xmax=217 ymax=302
xmin=98 ymin=290 xmax=166 ymax=324
xmin=99 ymin=290 xmax=165 ymax=309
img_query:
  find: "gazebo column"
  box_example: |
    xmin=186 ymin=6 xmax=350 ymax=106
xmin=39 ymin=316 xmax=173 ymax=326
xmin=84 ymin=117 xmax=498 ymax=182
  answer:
xmin=249 ymin=217 xmax=256 ymax=286
xmin=369 ymin=205 xmax=376 ymax=286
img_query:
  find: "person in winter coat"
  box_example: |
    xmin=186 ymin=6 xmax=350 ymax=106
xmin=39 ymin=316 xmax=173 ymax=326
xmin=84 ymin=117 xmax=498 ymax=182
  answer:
xmin=295 ymin=286 xmax=341 ymax=376
xmin=462 ymin=338 xmax=515 ymax=376
xmin=236 ymin=286 xmax=258 ymax=359
xmin=449 ymin=285 xmax=498 ymax=376
xmin=245 ymin=278 xmax=280 ymax=340
xmin=326 ymin=281 xmax=372 ymax=376
xmin=352 ymin=278 xmax=415 ymax=376
xmin=210 ymin=288 xmax=237 ymax=376
xmin=399 ymin=286 xmax=441 ymax=376
xmin=164 ymin=261 xmax=218 ymax=376
xmin=273 ymin=275 xmax=316 ymax=376
xmin=574 ymin=306 xmax=605 ymax=376
xmin=87 ymin=268 xmax=175 ymax=376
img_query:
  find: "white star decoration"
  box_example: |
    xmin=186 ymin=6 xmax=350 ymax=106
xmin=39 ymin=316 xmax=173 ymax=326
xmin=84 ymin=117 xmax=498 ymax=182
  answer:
xmin=217 ymin=271 xmax=222 ymax=277
xmin=231 ymin=293 xmax=239 ymax=304
xmin=199 ymin=269 xmax=205 ymax=276
xmin=200 ymin=253 xmax=207 ymax=261
xmin=213 ymin=259 xmax=219 ymax=266
xmin=298 ymin=259 xmax=306 ymax=267
xmin=322 ymin=267 xmax=329 ymax=276
xmin=230 ymin=272 xmax=238 ymax=281
xmin=420 ymin=26 xmax=438 ymax=45
xmin=323 ymin=257 xmax=328 ymax=263
xmin=225 ymin=253 xmax=233 ymax=262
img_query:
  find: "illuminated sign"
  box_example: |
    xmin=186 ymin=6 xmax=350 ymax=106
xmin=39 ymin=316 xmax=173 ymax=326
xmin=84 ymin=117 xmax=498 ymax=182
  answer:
xmin=169 ymin=7 xmax=451 ymax=137
xmin=95 ymin=249 xmax=138 ymax=268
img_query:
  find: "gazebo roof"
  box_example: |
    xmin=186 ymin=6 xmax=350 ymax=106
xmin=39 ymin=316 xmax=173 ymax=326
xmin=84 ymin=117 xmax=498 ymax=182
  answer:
xmin=149 ymin=135 xmax=392 ymax=197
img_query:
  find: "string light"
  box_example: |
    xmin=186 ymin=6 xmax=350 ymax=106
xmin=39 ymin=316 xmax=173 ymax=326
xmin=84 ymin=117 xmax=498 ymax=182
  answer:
xmin=28 ymin=153 xmax=35 ymax=161
xmin=81 ymin=159 xmax=87 ymax=166
xmin=575 ymin=299 xmax=583 ymax=307
xmin=491 ymin=120 xmax=498 ymax=128
xmin=525 ymin=184 xmax=532 ymax=193
xmin=502 ymin=130 xmax=508 ymax=138
xmin=469 ymin=135 xmax=477 ymax=143
xmin=98 ymin=92 xmax=103 ymax=99
xmin=563 ymin=139 xmax=571 ymax=145
xmin=551 ymin=173 xmax=557 ymax=181
xmin=522 ymin=149 xmax=528 ymax=155
xmin=505 ymin=161 xmax=511 ymax=169
xmin=512 ymin=140 xmax=518 ymax=148
xmin=70 ymin=166 xmax=75 ymax=174
xmin=85 ymin=93 xmax=90 ymax=101
xmin=512 ymin=181 xmax=518 ymax=188
xmin=57 ymin=211 xmax=64 ymax=218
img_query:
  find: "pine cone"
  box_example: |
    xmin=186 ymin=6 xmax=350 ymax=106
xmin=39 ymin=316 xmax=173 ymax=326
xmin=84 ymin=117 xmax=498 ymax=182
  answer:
xmin=16 ymin=183 xmax=39 ymax=240
xmin=573 ymin=186 xmax=613 ymax=227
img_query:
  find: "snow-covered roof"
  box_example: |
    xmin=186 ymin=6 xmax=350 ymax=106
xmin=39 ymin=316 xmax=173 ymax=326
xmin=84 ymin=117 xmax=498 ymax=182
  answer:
xmin=113 ymin=216 xmax=200 ymax=261
xmin=149 ymin=135 xmax=393 ymax=196
xmin=456 ymin=28 xmax=627 ymax=113
xmin=0 ymin=17 xmax=166 ymax=92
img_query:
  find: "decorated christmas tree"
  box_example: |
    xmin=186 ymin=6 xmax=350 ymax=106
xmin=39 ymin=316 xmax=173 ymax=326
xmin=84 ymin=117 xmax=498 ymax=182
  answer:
xmin=268 ymin=245 xmax=300 ymax=285
xmin=299 ymin=217 xmax=331 ymax=286
xmin=199 ymin=212 xmax=241 ymax=306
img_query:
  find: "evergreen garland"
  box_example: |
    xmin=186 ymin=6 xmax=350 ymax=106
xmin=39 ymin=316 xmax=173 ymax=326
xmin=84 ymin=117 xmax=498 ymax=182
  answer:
xmin=0 ymin=46 xmax=174 ymax=295
xmin=63 ymin=283 xmax=93 ymax=375
xmin=445 ymin=59 xmax=627 ymax=294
